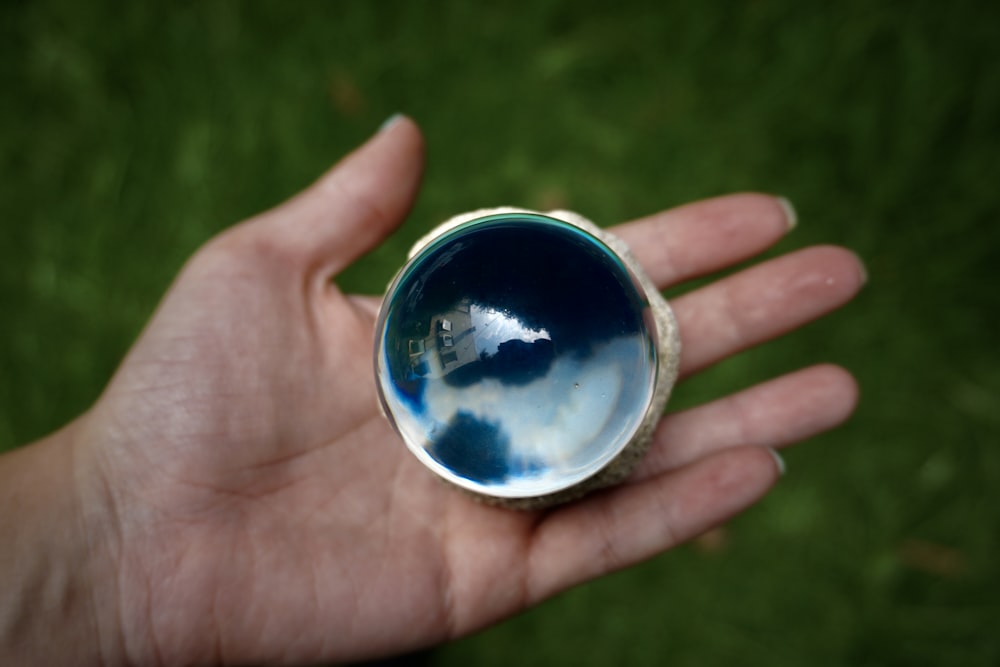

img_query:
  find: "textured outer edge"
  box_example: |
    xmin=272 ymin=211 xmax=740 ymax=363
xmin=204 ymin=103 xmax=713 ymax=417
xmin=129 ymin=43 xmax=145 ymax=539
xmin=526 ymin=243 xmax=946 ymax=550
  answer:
xmin=392 ymin=207 xmax=682 ymax=510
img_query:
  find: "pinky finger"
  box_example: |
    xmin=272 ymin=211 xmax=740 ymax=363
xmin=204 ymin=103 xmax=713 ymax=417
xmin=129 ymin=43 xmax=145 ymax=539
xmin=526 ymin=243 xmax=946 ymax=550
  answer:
xmin=526 ymin=446 xmax=781 ymax=603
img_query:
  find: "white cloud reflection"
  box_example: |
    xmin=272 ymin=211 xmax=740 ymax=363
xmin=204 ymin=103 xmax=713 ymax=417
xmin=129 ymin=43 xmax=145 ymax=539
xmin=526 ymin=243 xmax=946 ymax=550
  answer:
xmin=469 ymin=305 xmax=550 ymax=357
xmin=421 ymin=337 xmax=642 ymax=491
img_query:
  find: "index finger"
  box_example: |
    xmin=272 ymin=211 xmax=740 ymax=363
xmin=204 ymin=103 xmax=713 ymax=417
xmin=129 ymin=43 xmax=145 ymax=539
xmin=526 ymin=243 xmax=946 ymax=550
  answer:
xmin=610 ymin=193 xmax=796 ymax=289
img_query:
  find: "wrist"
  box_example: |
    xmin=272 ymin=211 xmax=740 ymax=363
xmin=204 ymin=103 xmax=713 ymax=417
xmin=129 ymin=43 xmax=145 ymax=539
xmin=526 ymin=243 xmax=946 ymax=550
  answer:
xmin=0 ymin=421 xmax=128 ymax=666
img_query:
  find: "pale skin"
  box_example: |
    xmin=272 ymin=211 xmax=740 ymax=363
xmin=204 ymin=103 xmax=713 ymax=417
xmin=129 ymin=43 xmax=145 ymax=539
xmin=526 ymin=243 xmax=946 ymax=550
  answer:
xmin=0 ymin=116 xmax=865 ymax=665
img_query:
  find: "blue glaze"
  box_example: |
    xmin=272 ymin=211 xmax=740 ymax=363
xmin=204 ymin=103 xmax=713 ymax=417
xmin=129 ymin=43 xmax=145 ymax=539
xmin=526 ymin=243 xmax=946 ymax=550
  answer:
xmin=375 ymin=213 xmax=658 ymax=498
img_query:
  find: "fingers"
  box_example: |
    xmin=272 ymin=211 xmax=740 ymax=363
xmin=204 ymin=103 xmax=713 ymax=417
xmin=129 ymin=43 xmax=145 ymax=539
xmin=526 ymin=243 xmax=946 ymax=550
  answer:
xmin=632 ymin=364 xmax=858 ymax=483
xmin=246 ymin=115 xmax=425 ymax=277
xmin=673 ymin=245 xmax=866 ymax=377
xmin=351 ymin=192 xmax=791 ymax=305
xmin=612 ymin=193 xmax=795 ymax=289
xmin=349 ymin=192 xmax=791 ymax=299
xmin=527 ymin=446 xmax=780 ymax=602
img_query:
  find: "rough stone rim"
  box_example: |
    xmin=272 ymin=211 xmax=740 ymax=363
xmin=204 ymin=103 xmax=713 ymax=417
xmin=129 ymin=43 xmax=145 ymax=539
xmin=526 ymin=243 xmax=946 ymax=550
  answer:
xmin=382 ymin=207 xmax=681 ymax=509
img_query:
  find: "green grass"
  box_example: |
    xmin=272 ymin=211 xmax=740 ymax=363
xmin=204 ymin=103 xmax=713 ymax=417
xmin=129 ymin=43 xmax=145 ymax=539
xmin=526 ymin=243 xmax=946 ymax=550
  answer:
xmin=3 ymin=1 xmax=999 ymax=665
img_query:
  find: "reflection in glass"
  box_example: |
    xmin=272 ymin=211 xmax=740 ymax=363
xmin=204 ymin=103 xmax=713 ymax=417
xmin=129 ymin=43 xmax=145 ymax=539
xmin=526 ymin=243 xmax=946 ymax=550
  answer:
xmin=376 ymin=214 xmax=657 ymax=499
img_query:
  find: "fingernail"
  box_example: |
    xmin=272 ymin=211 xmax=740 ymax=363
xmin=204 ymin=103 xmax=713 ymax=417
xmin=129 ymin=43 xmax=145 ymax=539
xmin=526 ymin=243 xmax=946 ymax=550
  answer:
xmin=857 ymin=258 xmax=869 ymax=286
xmin=776 ymin=196 xmax=798 ymax=230
xmin=379 ymin=113 xmax=406 ymax=133
xmin=767 ymin=448 xmax=787 ymax=477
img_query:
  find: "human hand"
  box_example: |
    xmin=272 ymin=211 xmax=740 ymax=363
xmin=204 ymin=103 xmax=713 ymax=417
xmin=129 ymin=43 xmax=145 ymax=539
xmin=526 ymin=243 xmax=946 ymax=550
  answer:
xmin=6 ymin=116 xmax=863 ymax=665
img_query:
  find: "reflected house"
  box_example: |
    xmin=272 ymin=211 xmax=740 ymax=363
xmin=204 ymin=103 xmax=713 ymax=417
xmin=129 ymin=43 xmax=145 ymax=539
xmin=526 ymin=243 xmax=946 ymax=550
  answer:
xmin=408 ymin=299 xmax=478 ymax=378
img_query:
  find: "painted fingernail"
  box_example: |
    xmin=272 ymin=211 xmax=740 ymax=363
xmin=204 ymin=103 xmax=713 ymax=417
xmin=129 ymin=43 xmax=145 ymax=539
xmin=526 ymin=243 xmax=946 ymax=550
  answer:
xmin=776 ymin=196 xmax=798 ymax=230
xmin=379 ymin=113 xmax=406 ymax=133
xmin=767 ymin=448 xmax=787 ymax=477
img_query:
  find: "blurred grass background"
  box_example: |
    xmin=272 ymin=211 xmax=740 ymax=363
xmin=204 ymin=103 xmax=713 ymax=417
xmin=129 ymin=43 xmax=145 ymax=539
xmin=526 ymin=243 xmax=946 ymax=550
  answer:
xmin=2 ymin=0 xmax=999 ymax=665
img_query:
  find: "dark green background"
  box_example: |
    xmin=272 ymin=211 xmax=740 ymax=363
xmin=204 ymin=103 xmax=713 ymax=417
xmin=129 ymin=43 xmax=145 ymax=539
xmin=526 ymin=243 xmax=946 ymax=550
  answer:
xmin=2 ymin=1 xmax=998 ymax=665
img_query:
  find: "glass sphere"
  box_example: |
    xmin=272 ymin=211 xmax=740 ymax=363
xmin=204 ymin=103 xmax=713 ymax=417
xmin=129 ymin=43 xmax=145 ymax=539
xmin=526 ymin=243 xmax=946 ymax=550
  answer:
xmin=375 ymin=212 xmax=658 ymax=499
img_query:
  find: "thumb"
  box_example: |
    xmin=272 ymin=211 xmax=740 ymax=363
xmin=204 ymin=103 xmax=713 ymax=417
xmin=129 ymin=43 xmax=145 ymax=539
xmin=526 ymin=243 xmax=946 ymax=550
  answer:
xmin=254 ymin=114 xmax=425 ymax=277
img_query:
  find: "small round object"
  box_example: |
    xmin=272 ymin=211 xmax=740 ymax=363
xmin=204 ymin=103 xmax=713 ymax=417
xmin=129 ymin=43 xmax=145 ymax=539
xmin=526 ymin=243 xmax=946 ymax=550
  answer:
xmin=374 ymin=209 xmax=679 ymax=508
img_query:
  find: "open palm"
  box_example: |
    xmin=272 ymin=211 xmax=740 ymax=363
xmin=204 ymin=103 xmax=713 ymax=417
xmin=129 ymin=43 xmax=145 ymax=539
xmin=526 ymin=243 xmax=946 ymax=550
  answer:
xmin=75 ymin=117 xmax=863 ymax=665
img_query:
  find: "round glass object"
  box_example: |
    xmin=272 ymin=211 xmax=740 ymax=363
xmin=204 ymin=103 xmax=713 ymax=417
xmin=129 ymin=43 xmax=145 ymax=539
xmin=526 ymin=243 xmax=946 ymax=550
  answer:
xmin=375 ymin=213 xmax=659 ymax=500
